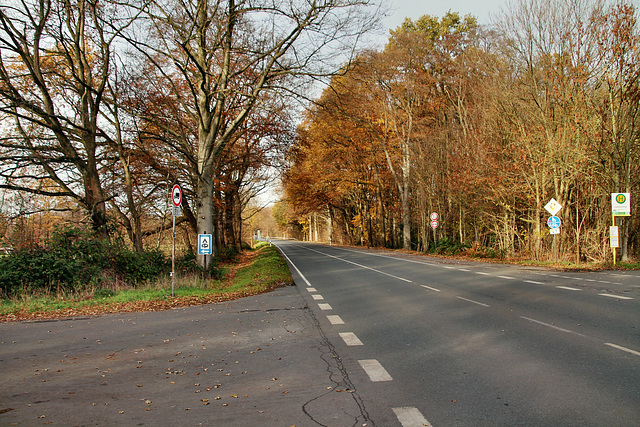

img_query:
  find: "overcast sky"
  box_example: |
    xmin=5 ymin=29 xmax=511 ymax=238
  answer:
xmin=382 ymin=0 xmax=507 ymax=32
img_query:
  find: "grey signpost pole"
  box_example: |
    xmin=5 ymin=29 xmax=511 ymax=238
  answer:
xmin=172 ymin=212 xmax=176 ymax=297
xmin=171 ymin=184 xmax=182 ymax=297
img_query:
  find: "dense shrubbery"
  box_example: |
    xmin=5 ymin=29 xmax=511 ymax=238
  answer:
xmin=0 ymin=227 xmax=171 ymax=297
xmin=429 ymin=236 xmax=471 ymax=256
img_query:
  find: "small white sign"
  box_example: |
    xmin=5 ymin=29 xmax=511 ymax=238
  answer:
xmin=611 ymin=193 xmax=631 ymax=216
xmin=610 ymin=226 xmax=619 ymax=237
xmin=544 ymin=198 xmax=562 ymax=216
xmin=550 ymin=227 xmax=560 ymax=235
xmin=172 ymin=206 xmax=182 ymax=217
xmin=610 ymin=226 xmax=619 ymax=248
xmin=610 ymin=236 xmax=620 ymax=248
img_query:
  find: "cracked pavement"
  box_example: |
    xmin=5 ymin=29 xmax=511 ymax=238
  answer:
xmin=0 ymin=284 xmax=376 ymax=426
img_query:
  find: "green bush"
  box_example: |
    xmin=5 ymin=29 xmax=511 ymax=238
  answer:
xmin=175 ymin=251 xmax=204 ymax=274
xmin=0 ymin=226 xmax=171 ymax=297
xmin=430 ymin=236 xmax=470 ymax=255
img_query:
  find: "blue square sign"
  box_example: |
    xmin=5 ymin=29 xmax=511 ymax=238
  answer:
xmin=198 ymin=234 xmax=212 ymax=255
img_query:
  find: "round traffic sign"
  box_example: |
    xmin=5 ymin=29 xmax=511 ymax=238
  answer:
xmin=547 ymin=215 xmax=561 ymax=229
xmin=430 ymin=212 xmax=439 ymax=221
xmin=430 ymin=220 xmax=439 ymax=229
xmin=171 ymin=184 xmax=182 ymax=207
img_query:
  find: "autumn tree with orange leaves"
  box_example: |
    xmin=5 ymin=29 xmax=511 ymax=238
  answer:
xmin=283 ymin=1 xmax=640 ymax=263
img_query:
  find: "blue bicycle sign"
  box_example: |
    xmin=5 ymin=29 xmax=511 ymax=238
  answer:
xmin=547 ymin=216 xmax=561 ymax=229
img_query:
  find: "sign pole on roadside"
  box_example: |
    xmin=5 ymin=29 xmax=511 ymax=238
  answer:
xmin=545 ymin=199 xmax=562 ymax=264
xmin=171 ymin=184 xmax=183 ymax=297
xmin=430 ymin=212 xmax=439 ymax=252
xmin=611 ymin=193 xmax=631 ymax=266
xmin=198 ymin=232 xmax=212 ymax=277
xmin=172 ymin=212 xmax=176 ymax=297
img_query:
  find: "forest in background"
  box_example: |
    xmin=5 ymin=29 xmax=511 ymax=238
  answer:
xmin=1 ymin=0 xmax=639 ymax=267
xmin=280 ymin=0 xmax=640 ymax=264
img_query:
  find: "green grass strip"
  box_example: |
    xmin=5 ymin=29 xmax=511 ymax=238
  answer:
xmin=0 ymin=244 xmax=293 ymax=321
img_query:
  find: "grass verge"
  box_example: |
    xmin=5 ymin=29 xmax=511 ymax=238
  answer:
xmin=0 ymin=243 xmax=293 ymax=323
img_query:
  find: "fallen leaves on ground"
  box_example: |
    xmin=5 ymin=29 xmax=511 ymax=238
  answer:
xmin=1 ymin=286 xmax=287 ymax=323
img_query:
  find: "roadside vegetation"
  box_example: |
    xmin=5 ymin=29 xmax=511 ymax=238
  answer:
xmin=0 ymin=231 xmax=292 ymax=322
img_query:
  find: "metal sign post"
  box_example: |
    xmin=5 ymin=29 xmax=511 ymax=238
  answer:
xmin=171 ymin=184 xmax=183 ymax=297
xmin=198 ymin=233 xmax=213 ymax=276
xmin=547 ymin=215 xmax=561 ymax=263
xmin=430 ymin=212 xmax=439 ymax=252
xmin=611 ymin=193 xmax=631 ymax=266
xmin=545 ymin=199 xmax=563 ymax=264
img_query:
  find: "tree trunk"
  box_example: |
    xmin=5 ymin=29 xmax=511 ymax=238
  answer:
xmin=196 ymin=166 xmax=214 ymax=268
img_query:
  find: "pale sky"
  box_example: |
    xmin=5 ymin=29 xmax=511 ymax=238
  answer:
xmin=382 ymin=0 xmax=507 ymax=32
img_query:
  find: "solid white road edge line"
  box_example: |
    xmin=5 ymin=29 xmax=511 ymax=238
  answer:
xmin=358 ymin=359 xmax=393 ymax=382
xmin=339 ymin=332 xmax=364 ymax=346
xmin=392 ymin=407 xmax=433 ymax=427
xmin=275 ymin=245 xmax=313 ymax=287
xmin=604 ymin=343 xmax=640 ymax=357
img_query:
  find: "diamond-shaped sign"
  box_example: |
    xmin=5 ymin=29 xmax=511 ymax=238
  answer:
xmin=544 ymin=198 xmax=562 ymax=216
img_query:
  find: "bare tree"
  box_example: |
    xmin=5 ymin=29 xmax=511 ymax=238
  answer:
xmin=0 ymin=0 xmax=140 ymax=237
xmin=125 ymin=0 xmax=383 ymax=266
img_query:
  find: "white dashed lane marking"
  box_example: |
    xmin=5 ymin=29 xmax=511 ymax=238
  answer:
xmin=311 ymin=294 xmax=324 ymax=300
xmin=317 ymin=303 xmax=332 ymax=310
xmin=598 ymin=293 xmax=634 ymax=300
xmin=326 ymin=315 xmax=345 ymax=325
xmin=339 ymin=332 xmax=364 ymax=346
xmin=521 ymin=316 xmax=585 ymax=336
xmin=605 ymin=343 xmax=640 ymax=357
xmin=358 ymin=359 xmax=393 ymax=382
xmin=304 ymin=246 xmax=412 ymax=283
xmin=556 ymin=286 xmax=581 ymax=291
xmin=307 ymin=287 xmax=317 ymax=292
xmin=456 ymin=296 xmax=490 ymax=307
xmin=393 ymin=407 xmax=433 ymax=427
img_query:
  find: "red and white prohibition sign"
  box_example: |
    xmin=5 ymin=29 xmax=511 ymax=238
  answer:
xmin=171 ymin=184 xmax=182 ymax=207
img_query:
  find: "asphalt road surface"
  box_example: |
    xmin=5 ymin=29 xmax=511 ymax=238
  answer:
xmin=275 ymin=240 xmax=640 ymax=426
xmin=1 ymin=240 xmax=638 ymax=426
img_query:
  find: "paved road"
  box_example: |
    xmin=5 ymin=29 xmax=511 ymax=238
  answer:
xmin=275 ymin=240 xmax=640 ymax=426
xmin=2 ymin=241 xmax=638 ymax=426
xmin=0 ymin=286 xmax=372 ymax=426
